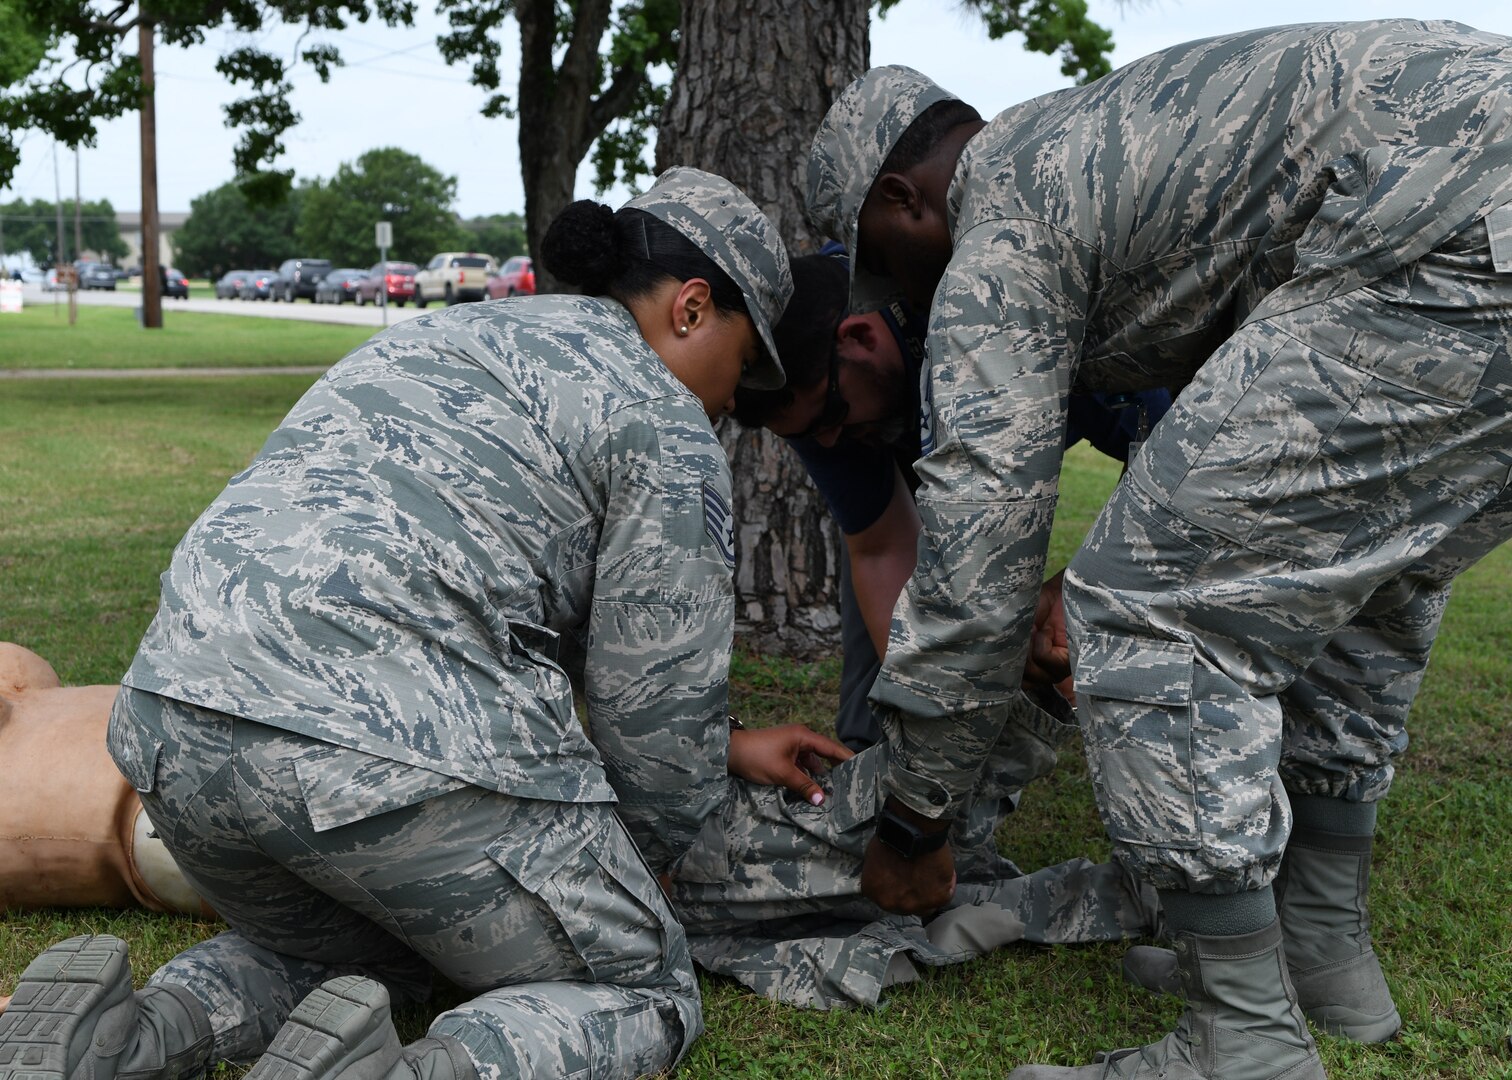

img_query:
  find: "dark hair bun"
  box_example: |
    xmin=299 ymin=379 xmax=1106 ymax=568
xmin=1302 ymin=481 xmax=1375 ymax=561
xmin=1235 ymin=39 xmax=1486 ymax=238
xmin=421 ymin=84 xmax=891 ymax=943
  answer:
xmin=541 ymin=200 xmax=621 ymax=293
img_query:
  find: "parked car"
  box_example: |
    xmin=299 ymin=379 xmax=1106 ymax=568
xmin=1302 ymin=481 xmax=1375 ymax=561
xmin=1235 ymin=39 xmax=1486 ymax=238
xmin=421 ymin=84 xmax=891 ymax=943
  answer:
xmin=314 ymin=268 xmax=368 ymax=304
xmin=76 ymin=262 xmax=118 ymax=291
xmin=414 ymin=252 xmax=496 ymax=307
xmin=163 ymin=268 xmax=190 ymax=299
xmin=354 ymin=261 xmax=417 ymax=307
xmin=215 ymin=270 xmax=255 ymax=300
xmin=486 ymin=256 xmax=535 ymax=299
xmin=271 ymin=258 xmax=332 ymax=302
xmin=238 ymin=270 xmax=280 ymax=301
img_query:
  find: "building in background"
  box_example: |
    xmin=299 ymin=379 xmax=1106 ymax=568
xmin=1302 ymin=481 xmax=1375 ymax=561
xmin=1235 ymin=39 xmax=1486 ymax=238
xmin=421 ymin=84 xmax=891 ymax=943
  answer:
xmin=115 ymin=210 xmax=186 ymax=271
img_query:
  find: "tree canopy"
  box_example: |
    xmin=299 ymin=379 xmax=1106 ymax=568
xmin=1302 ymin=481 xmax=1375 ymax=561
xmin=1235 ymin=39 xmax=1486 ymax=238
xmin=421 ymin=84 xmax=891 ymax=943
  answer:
xmin=173 ymin=154 xmax=525 ymax=277
xmin=0 ymin=1 xmax=49 ymax=88
xmin=1 ymin=0 xmax=1115 ymax=282
xmin=0 ymin=0 xmax=419 ymax=203
xmin=295 ymin=147 xmax=466 ymax=266
xmin=0 ymin=197 xmax=127 ymax=265
xmin=171 ymin=179 xmax=306 ymax=277
xmin=460 ymin=212 xmax=528 ymax=261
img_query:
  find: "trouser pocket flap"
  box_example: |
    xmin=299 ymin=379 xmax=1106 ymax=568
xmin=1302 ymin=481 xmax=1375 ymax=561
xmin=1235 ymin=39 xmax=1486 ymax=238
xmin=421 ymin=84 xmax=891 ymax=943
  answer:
xmin=1076 ymin=633 xmax=1193 ymax=706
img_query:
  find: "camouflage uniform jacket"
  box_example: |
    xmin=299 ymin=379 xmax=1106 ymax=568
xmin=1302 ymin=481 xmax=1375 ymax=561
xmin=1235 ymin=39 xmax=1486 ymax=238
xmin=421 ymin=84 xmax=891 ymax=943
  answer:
xmin=874 ymin=20 xmax=1512 ymax=818
xmin=123 ymin=296 xmax=737 ymax=872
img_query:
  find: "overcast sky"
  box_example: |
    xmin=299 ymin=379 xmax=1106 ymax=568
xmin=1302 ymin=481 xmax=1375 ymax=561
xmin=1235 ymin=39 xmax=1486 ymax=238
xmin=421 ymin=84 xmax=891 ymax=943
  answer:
xmin=5 ymin=1 xmax=1512 ymax=220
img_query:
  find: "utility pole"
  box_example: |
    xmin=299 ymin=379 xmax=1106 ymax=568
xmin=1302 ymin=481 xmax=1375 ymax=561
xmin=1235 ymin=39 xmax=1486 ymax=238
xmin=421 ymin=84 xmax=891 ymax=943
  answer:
xmin=53 ymin=142 xmax=65 ymax=316
xmin=139 ymin=18 xmax=162 ymax=329
xmin=74 ymin=149 xmax=84 ymax=262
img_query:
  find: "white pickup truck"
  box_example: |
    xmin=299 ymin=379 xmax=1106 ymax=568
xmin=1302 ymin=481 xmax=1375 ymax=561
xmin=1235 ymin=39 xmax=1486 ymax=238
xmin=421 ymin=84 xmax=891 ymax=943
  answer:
xmin=414 ymin=252 xmax=498 ymax=306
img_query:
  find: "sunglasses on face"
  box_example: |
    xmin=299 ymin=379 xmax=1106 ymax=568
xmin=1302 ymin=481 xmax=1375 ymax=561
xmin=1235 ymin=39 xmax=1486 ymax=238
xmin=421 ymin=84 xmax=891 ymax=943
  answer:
xmin=792 ymin=348 xmax=850 ymax=440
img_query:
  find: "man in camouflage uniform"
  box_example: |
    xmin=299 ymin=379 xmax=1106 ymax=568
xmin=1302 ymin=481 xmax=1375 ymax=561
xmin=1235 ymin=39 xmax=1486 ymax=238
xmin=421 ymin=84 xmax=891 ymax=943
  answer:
xmin=735 ymin=249 xmax=1169 ymax=888
xmin=0 ymin=169 xmax=792 ymax=1080
xmin=807 ymin=21 xmax=1512 ymax=1078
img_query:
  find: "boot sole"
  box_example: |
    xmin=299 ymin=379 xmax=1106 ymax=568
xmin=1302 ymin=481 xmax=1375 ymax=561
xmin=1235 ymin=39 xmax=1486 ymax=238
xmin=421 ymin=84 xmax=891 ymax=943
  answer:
xmin=0 ymin=936 xmax=133 ymax=1080
xmin=1301 ymin=1001 xmax=1402 ymax=1044
xmin=246 ymin=977 xmax=398 ymax=1080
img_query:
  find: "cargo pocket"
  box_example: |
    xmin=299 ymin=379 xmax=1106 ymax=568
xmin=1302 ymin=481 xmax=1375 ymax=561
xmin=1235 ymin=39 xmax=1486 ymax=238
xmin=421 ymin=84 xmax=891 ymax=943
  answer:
xmin=671 ymin=799 xmax=731 ymax=885
xmin=487 ymin=807 xmax=671 ymax=988
xmin=580 ymin=998 xmax=678 ymax=1080
xmin=1076 ymin=633 xmax=1200 ymax=851
xmin=815 ymin=747 xmax=881 ymax=835
xmin=978 ymin=692 xmax=1074 ymax=797
xmin=761 ymin=741 xmax=881 ymax=850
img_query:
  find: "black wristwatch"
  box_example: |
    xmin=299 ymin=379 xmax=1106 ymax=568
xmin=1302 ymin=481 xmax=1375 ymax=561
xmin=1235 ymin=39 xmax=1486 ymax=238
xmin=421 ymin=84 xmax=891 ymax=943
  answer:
xmin=875 ymin=805 xmax=951 ymax=859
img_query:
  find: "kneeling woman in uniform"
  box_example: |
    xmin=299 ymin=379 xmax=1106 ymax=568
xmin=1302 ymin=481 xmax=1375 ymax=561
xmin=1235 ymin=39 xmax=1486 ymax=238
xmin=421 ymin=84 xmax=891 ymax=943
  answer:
xmin=0 ymin=168 xmax=844 ymax=1080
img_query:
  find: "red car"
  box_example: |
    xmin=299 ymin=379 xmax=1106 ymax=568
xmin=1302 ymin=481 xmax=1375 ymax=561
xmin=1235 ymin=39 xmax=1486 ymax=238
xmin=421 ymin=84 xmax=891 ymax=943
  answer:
xmin=355 ymin=261 xmax=418 ymax=307
xmin=486 ymin=256 xmax=535 ymax=299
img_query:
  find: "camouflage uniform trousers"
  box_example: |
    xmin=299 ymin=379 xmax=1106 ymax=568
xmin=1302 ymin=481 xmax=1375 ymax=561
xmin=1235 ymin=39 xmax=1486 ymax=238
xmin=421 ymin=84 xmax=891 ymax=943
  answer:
xmin=1065 ymin=210 xmax=1512 ymax=894
xmin=106 ymin=687 xmax=700 ymax=1080
xmin=670 ymin=734 xmax=1160 ymax=1009
xmin=835 ymin=540 xmax=1066 ymax=884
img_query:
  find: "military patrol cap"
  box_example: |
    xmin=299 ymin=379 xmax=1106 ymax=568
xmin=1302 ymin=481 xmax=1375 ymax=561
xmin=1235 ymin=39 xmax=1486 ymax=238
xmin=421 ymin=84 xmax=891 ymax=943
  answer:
xmin=806 ymin=65 xmax=959 ymax=312
xmin=626 ymin=166 xmax=793 ymax=390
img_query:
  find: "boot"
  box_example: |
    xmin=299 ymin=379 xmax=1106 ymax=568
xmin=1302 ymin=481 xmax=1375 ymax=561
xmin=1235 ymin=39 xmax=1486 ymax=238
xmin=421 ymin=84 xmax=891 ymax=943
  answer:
xmin=1008 ymin=916 xmax=1325 ymax=1079
xmin=1120 ymin=943 xmax=1181 ymax=996
xmin=0 ymin=935 xmax=213 ymax=1080
xmin=1120 ymin=817 xmax=1400 ymax=1044
xmin=1274 ymin=823 xmax=1399 ymax=1042
xmin=247 ymin=978 xmax=475 ymax=1080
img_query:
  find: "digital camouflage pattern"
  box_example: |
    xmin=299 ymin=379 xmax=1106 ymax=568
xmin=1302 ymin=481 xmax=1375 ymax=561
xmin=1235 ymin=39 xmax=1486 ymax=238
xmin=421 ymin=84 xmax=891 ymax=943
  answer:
xmin=805 ymin=65 xmax=959 ymax=313
xmin=84 ymin=166 xmax=803 ymax=1080
xmin=110 ymin=688 xmax=701 ymax=1078
xmin=1068 ymin=219 xmax=1512 ymax=890
xmin=123 ymin=293 xmax=736 ymax=875
xmin=671 ymin=738 xmax=1161 ymax=1009
xmin=807 ymin=21 xmax=1512 ymax=888
xmin=627 ymin=166 xmax=793 ymax=389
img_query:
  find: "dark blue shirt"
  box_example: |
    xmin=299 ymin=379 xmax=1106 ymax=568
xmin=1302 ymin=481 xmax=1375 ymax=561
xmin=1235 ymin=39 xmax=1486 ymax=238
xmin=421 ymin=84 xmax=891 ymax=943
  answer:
xmin=791 ymin=298 xmax=1172 ymax=535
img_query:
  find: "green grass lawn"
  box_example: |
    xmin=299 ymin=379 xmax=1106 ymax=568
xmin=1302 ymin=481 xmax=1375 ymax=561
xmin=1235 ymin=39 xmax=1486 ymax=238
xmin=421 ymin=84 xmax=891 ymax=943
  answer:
xmin=0 ymin=303 xmax=373 ymax=370
xmin=1 ymin=377 xmax=1509 ymax=1078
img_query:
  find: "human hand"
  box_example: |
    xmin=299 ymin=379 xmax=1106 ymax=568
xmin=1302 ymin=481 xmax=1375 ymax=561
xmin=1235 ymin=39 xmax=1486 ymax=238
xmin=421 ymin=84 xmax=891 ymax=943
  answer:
xmin=860 ymin=830 xmax=956 ymax=915
xmin=727 ymin=723 xmax=854 ymax=805
xmin=1023 ymin=569 xmax=1072 ymax=688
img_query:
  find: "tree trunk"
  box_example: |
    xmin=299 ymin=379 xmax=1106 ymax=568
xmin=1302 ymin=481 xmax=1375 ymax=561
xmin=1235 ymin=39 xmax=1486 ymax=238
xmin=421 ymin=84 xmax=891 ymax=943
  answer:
xmin=515 ymin=0 xmax=614 ymax=294
xmin=138 ymin=20 xmax=162 ymax=329
xmin=657 ymin=0 xmax=869 ymax=657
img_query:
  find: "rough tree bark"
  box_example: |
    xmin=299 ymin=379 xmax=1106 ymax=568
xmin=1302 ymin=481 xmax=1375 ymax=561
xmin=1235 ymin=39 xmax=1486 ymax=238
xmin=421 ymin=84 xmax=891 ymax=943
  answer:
xmin=459 ymin=0 xmax=668 ymax=290
xmin=656 ymin=0 xmax=870 ymax=657
xmin=516 ymin=0 xmax=611 ymax=292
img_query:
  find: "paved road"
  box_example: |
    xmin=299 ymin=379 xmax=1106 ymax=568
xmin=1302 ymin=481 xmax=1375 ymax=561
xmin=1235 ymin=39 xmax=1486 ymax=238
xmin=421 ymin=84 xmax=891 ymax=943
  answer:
xmin=14 ymin=282 xmax=435 ymax=328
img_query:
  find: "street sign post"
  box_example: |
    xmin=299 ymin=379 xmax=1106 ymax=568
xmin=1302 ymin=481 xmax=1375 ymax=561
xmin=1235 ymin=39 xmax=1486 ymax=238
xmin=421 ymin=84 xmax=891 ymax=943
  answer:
xmin=375 ymin=221 xmax=392 ymax=327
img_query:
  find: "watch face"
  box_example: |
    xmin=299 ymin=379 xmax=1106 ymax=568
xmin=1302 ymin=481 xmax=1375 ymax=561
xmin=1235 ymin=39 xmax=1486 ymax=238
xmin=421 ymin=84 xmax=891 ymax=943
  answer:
xmin=876 ymin=808 xmax=948 ymax=858
xmin=876 ymin=811 xmax=916 ymax=856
